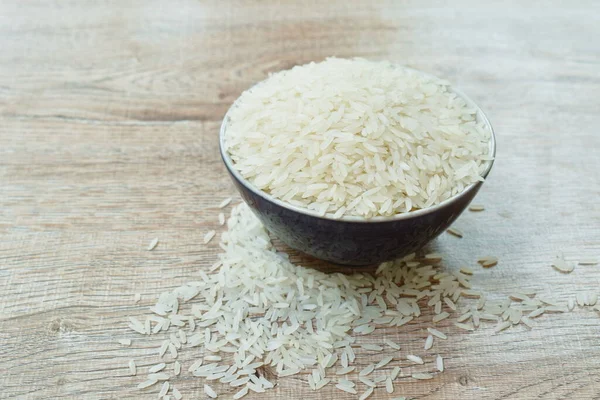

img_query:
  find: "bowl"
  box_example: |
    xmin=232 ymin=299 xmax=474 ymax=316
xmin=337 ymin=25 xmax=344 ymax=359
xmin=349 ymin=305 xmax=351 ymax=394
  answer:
xmin=219 ymin=86 xmax=495 ymax=266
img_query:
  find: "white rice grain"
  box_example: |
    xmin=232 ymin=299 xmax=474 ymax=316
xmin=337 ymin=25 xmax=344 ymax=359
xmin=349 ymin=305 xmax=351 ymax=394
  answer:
xmin=494 ymin=321 xmax=511 ymax=333
xmin=375 ymin=355 xmax=394 ymax=369
xmin=432 ymin=312 xmax=450 ymax=323
xmin=359 ymin=364 xmax=375 ymax=377
xmin=204 ymin=384 xmax=218 ymax=398
xmin=385 ymin=377 xmax=394 ymax=393
xmin=137 ymin=379 xmax=158 ymax=389
xmin=427 ymin=327 xmax=447 ymax=339
xmin=361 ymin=344 xmax=383 ymax=351
xmin=218 ymin=198 xmax=232 ymax=208
xmin=359 ymin=376 xmax=376 ymax=387
xmin=173 ymin=388 xmax=183 ymax=400
xmin=148 ymin=238 xmax=159 ymax=251
xmin=407 ymin=355 xmax=424 ymax=364
xmin=384 ymin=340 xmax=401 ymax=350
xmin=158 ymin=381 xmax=169 ymax=397
xmin=436 ymin=355 xmax=444 ymax=372
xmin=149 ymin=363 xmax=166 ymax=373
xmin=412 ymin=373 xmax=434 ymax=380
xmin=447 ymin=228 xmax=463 ymax=238
xmin=224 ymin=58 xmax=492 ymax=219
xmin=233 ymin=387 xmax=249 ymax=399
xmin=359 ymin=387 xmax=374 ymax=400
xmin=336 ymin=367 xmax=355 ymax=375
xmin=424 ymin=335 xmax=434 ymax=350
xmin=468 ymin=204 xmax=485 ymax=212
xmin=128 ymin=359 xmax=137 ymax=376
xmin=204 ymin=230 xmax=217 ymax=244
xmin=335 ymin=383 xmax=358 ymax=394
xmin=478 ymin=257 xmax=498 ymax=268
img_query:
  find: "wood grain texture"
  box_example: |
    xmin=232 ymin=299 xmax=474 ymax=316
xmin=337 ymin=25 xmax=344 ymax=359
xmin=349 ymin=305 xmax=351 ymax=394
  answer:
xmin=1 ymin=0 xmax=599 ymax=399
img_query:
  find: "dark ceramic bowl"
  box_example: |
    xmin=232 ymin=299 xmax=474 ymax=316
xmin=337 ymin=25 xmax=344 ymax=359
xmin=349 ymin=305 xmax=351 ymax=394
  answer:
xmin=219 ymin=87 xmax=495 ymax=266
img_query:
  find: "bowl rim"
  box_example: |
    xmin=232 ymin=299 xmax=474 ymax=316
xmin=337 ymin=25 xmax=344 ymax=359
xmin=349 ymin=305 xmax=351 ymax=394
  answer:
xmin=219 ymin=69 xmax=496 ymax=224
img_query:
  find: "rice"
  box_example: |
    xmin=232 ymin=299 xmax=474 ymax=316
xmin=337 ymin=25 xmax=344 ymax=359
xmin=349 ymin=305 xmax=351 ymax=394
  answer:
xmin=336 ymin=367 xmax=355 ymax=375
xmin=128 ymin=359 xmax=136 ymax=376
xmin=432 ymin=312 xmax=450 ymax=323
xmin=385 ymin=376 xmax=394 ymax=393
xmin=233 ymin=387 xmax=249 ymax=399
xmin=494 ymin=321 xmax=511 ymax=333
xmin=359 ymin=387 xmax=374 ymax=400
xmin=544 ymin=306 xmax=567 ymax=313
xmin=224 ymin=58 xmax=492 ymax=219
xmin=148 ymin=372 xmax=169 ymax=381
xmin=218 ymin=197 xmax=232 ymax=208
xmin=137 ymin=379 xmax=157 ymax=389
xmin=375 ymin=355 xmax=394 ymax=369
xmin=148 ymin=238 xmax=159 ymax=251
xmin=407 ymin=355 xmax=424 ymax=365
xmin=335 ymin=384 xmax=358 ymax=394
xmin=203 ymin=230 xmax=216 ymax=244
xmin=412 ymin=373 xmax=434 ymax=380
xmin=158 ymin=381 xmax=169 ymax=397
xmin=424 ymin=335 xmax=434 ymax=350
xmin=149 ymin=363 xmax=166 ymax=373
xmin=468 ymin=204 xmax=485 ymax=212
xmin=361 ymin=343 xmax=383 ymax=351
xmin=359 ymin=376 xmax=376 ymax=387
xmin=552 ymin=253 xmax=574 ymax=273
xmin=454 ymin=322 xmax=475 ymax=331
xmin=521 ymin=316 xmax=534 ymax=328
xmin=314 ymin=378 xmax=330 ymax=390
xmin=204 ymin=384 xmax=218 ymax=398
xmin=127 ymin=202 xmax=591 ymax=398
xmin=384 ymin=340 xmax=401 ymax=350
xmin=478 ymin=257 xmax=498 ymax=268
xmin=172 ymin=388 xmax=182 ymax=400
xmin=359 ymin=364 xmax=375 ymax=376
xmin=447 ymin=228 xmax=463 ymax=238
xmin=119 ymin=338 xmax=132 ymax=346
xmin=436 ymin=355 xmax=444 ymax=372
xmin=168 ymin=343 xmax=177 ymax=358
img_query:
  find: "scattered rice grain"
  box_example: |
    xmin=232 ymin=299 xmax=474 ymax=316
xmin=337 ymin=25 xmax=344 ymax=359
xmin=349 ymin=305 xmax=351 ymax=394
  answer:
xmin=148 ymin=238 xmax=159 ymax=251
xmin=218 ymin=198 xmax=232 ymax=208
xmin=204 ymin=384 xmax=218 ymax=398
xmin=447 ymin=228 xmax=463 ymax=238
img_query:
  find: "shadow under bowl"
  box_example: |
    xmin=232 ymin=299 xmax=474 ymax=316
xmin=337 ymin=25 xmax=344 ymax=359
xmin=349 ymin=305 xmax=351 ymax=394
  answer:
xmin=219 ymin=88 xmax=495 ymax=266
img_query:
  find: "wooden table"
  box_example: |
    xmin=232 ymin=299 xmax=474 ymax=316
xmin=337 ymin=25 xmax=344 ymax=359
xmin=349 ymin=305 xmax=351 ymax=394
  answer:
xmin=1 ymin=1 xmax=599 ymax=399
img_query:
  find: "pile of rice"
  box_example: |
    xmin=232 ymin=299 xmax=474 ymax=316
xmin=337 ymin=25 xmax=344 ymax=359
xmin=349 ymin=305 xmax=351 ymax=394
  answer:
xmin=125 ymin=203 xmax=596 ymax=399
xmin=224 ymin=58 xmax=493 ymax=218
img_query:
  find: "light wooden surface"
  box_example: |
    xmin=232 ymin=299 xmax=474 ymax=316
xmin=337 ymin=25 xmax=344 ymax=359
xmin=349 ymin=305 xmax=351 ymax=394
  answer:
xmin=1 ymin=1 xmax=600 ymax=399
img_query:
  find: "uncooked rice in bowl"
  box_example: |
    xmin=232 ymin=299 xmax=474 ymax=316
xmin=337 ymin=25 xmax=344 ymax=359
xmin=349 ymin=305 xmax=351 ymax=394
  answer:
xmin=224 ymin=57 xmax=493 ymax=219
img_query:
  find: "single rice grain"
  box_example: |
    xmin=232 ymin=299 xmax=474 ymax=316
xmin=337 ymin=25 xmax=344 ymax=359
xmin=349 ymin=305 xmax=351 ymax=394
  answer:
xmin=148 ymin=238 xmax=159 ymax=251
